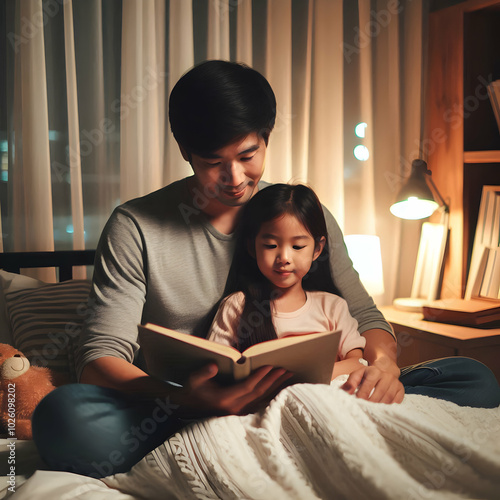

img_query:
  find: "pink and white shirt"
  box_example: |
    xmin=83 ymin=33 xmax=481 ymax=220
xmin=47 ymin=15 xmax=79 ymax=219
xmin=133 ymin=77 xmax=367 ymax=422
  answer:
xmin=208 ymin=290 xmax=365 ymax=360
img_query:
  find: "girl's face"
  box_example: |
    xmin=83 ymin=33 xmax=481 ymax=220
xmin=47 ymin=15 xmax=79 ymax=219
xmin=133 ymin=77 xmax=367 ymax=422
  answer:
xmin=253 ymin=214 xmax=325 ymax=293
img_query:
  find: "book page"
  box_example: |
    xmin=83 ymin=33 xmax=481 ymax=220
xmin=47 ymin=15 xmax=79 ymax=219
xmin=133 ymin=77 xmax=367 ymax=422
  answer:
xmin=243 ymin=330 xmax=335 ymax=356
xmin=139 ymin=324 xmax=245 ymax=385
xmin=139 ymin=324 xmax=340 ymax=385
xmin=244 ymin=330 xmax=341 ymax=385
xmin=142 ymin=323 xmax=242 ymax=362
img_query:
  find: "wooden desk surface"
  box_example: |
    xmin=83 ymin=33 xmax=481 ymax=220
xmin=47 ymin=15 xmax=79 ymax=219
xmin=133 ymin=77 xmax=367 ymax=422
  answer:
xmin=379 ymin=306 xmax=500 ymax=381
xmin=380 ymin=306 xmax=500 ymax=344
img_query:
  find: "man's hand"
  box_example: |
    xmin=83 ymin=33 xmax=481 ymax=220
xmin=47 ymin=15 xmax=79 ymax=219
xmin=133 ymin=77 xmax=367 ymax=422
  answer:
xmin=174 ymin=363 xmax=293 ymax=417
xmin=81 ymin=357 xmax=292 ymax=417
xmin=341 ymin=365 xmax=404 ymax=404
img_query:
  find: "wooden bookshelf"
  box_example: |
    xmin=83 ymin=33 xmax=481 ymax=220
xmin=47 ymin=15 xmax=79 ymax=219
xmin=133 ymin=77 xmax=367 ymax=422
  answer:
xmin=463 ymin=150 xmax=500 ymax=163
xmin=426 ymin=0 xmax=500 ymax=299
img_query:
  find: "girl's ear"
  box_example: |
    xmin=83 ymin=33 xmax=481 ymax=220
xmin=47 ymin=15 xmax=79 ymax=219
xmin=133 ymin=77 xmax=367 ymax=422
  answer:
xmin=312 ymin=236 xmax=326 ymax=261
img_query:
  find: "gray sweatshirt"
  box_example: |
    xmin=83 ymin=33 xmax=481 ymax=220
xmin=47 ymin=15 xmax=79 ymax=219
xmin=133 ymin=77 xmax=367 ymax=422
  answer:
xmin=76 ymin=178 xmax=392 ymax=379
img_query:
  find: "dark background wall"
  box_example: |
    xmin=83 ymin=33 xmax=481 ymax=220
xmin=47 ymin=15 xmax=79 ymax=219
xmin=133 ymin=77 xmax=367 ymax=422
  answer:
xmin=430 ymin=0 xmax=469 ymax=11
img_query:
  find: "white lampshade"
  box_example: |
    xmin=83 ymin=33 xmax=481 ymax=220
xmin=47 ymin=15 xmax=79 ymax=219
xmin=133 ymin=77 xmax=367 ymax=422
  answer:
xmin=390 ymin=197 xmax=439 ymax=220
xmin=344 ymin=235 xmax=385 ymax=297
xmin=389 ymin=159 xmax=447 ymax=220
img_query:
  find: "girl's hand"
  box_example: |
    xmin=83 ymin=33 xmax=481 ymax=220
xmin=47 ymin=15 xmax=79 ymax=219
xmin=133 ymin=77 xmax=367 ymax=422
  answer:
xmin=341 ymin=365 xmax=404 ymax=404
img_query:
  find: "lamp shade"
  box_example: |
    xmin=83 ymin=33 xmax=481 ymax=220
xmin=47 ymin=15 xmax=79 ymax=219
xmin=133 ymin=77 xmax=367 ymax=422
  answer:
xmin=390 ymin=159 xmax=439 ymax=220
xmin=344 ymin=235 xmax=385 ymax=297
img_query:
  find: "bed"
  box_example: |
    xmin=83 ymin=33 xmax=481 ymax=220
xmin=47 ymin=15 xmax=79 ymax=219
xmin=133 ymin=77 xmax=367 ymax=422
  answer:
xmin=0 ymin=251 xmax=499 ymax=499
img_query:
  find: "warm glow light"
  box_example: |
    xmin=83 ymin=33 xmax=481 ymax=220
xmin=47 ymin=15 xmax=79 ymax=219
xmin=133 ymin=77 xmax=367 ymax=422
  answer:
xmin=353 ymin=145 xmax=369 ymax=161
xmin=344 ymin=235 xmax=385 ymax=296
xmin=390 ymin=197 xmax=438 ymax=220
xmin=355 ymin=122 xmax=367 ymax=138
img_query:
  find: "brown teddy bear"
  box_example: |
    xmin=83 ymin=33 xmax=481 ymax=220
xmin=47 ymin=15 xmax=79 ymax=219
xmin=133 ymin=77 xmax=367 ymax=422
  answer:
xmin=0 ymin=343 xmax=56 ymax=440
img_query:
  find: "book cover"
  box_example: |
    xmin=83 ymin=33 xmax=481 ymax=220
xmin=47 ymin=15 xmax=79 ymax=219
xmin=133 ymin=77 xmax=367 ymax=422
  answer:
xmin=422 ymin=298 xmax=500 ymax=327
xmin=138 ymin=323 xmax=341 ymax=386
xmin=480 ymin=248 xmax=500 ymax=299
xmin=487 ymin=80 xmax=500 ymax=135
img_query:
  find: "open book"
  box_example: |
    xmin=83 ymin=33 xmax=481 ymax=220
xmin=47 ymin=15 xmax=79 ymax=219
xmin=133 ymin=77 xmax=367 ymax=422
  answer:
xmin=138 ymin=323 xmax=341 ymax=386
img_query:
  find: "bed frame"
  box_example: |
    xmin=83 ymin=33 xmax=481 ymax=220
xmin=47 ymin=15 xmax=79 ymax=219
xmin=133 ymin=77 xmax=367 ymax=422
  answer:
xmin=0 ymin=250 xmax=96 ymax=281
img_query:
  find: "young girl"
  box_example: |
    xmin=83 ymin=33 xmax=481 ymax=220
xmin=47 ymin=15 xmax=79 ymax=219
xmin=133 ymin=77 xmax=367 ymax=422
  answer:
xmin=208 ymin=183 xmax=368 ymax=379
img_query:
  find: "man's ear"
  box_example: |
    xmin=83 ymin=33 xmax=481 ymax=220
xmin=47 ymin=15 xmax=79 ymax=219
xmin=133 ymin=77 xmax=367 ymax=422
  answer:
xmin=313 ymin=236 xmax=326 ymax=261
xmin=178 ymin=144 xmax=192 ymax=163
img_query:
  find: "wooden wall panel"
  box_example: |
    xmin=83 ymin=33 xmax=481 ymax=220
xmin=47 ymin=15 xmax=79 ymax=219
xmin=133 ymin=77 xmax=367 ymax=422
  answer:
xmin=426 ymin=6 xmax=465 ymax=298
xmin=425 ymin=0 xmax=500 ymax=298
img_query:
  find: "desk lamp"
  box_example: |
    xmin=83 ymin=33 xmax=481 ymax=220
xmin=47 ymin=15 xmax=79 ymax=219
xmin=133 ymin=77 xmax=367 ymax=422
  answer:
xmin=390 ymin=159 xmax=449 ymax=219
xmin=390 ymin=159 xmax=449 ymax=311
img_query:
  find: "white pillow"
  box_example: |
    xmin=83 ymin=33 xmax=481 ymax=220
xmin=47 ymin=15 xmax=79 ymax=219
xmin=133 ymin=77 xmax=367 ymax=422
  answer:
xmin=0 ymin=270 xmax=46 ymax=345
xmin=5 ymin=280 xmax=92 ymax=382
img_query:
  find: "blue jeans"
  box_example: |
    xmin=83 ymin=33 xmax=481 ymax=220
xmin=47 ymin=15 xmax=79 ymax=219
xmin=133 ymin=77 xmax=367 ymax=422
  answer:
xmin=32 ymin=384 xmax=185 ymax=478
xmin=400 ymin=356 xmax=500 ymax=408
xmin=32 ymin=357 xmax=500 ymax=478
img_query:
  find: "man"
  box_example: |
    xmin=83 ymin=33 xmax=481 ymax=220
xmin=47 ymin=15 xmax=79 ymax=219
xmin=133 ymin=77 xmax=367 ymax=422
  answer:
xmin=32 ymin=60 xmax=500 ymax=479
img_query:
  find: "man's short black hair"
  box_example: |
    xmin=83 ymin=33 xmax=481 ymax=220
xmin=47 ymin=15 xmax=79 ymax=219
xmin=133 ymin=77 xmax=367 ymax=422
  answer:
xmin=168 ymin=60 xmax=276 ymax=157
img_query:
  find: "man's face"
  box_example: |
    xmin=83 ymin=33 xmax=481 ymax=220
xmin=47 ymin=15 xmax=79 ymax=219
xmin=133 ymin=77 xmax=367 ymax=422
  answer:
xmin=185 ymin=133 xmax=267 ymax=207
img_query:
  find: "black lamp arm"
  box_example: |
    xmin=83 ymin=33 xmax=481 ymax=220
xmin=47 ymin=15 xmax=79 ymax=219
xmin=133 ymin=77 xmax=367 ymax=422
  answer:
xmin=425 ymin=172 xmax=450 ymax=213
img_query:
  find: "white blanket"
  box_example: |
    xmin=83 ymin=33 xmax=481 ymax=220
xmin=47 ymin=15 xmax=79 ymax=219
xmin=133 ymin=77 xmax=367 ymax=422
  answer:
xmin=13 ymin=380 xmax=500 ymax=499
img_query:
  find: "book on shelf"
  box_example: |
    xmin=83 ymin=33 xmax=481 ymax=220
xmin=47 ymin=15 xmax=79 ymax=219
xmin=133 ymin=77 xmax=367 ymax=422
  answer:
xmin=422 ymin=298 xmax=500 ymax=327
xmin=487 ymin=80 xmax=500 ymax=135
xmin=138 ymin=323 xmax=341 ymax=386
xmin=465 ymin=187 xmax=500 ymax=301
xmin=479 ymin=248 xmax=500 ymax=299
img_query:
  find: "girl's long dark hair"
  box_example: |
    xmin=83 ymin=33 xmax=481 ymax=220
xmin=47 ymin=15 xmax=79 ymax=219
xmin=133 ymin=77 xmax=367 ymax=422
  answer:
xmin=224 ymin=183 xmax=339 ymax=352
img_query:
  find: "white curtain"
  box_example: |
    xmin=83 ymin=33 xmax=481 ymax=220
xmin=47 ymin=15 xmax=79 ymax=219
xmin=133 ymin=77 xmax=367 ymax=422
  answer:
xmin=10 ymin=0 xmax=55 ymax=281
xmin=165 ymin=0 xmax=194 ymax=185
xmin=3 ymin=0 xmax=426 ymax=304
xmin=120 ymin=0 xmax=166 ymax=201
